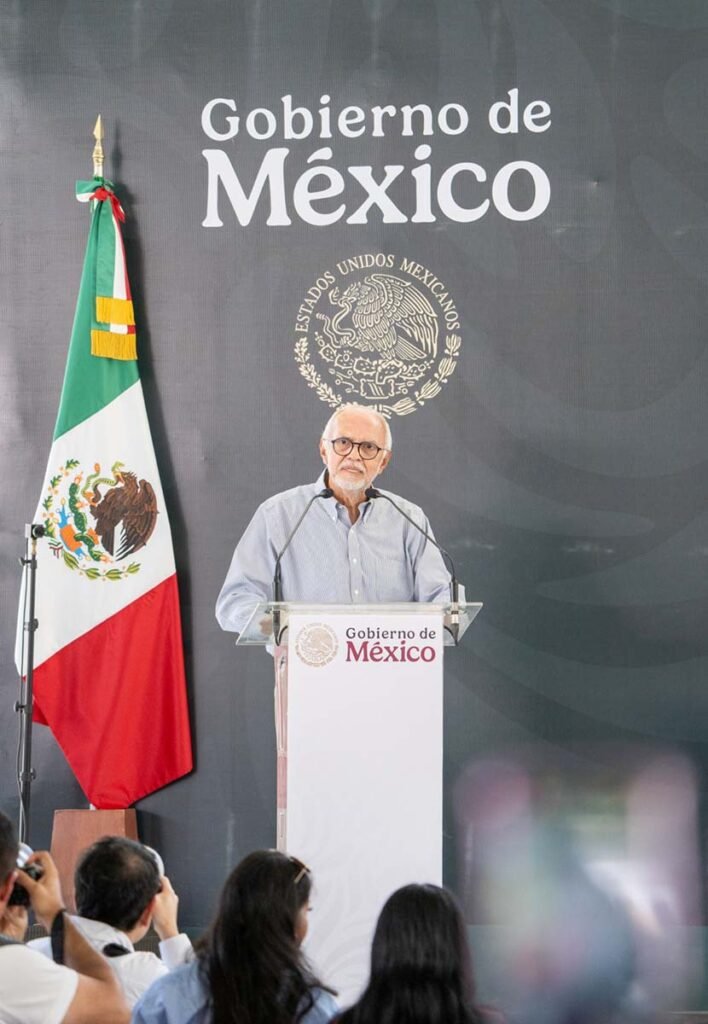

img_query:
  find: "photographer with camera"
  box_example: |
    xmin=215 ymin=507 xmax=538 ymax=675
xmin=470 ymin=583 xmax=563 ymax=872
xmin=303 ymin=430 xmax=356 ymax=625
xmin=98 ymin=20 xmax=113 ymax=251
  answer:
xmin=29 ymin=836 xmax=193 ymax=1008
xmin=0 ymin=810 xmax=129 ymax=1024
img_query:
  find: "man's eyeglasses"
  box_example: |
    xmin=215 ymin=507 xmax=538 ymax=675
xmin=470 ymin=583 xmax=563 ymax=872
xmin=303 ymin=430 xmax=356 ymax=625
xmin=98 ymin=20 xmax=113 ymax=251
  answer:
xmin=325 ymin=437 xmax=388 ymax=460
xmin=288 ymin=855 xmax=311 ymax=885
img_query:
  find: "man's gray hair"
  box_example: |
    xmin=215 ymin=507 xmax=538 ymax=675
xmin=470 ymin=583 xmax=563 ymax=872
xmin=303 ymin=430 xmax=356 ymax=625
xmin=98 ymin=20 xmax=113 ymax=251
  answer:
xmin=322 ymin=404 xmax=392 ymax=449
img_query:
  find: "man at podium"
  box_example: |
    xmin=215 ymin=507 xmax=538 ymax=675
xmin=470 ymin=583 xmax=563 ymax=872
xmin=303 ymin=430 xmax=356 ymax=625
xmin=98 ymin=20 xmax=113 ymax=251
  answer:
xmin=215 ymin=403 xmax=451 ymax=635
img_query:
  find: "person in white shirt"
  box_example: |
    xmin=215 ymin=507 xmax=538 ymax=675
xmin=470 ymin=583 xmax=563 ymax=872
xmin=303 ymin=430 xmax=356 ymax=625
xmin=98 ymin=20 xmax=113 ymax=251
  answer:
xmin=29 ymin=836 xmax=192 ymax=1009
xmin=0 ymin=810 xmax=128 ymax=1024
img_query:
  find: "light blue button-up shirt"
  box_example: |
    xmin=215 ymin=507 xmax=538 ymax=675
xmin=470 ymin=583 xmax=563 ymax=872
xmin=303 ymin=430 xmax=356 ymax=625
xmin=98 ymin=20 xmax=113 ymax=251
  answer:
xmin=215 ymin=474 xmax=451 ymax=634
xmin=132 ymin=960 xmax=339 ymax=1024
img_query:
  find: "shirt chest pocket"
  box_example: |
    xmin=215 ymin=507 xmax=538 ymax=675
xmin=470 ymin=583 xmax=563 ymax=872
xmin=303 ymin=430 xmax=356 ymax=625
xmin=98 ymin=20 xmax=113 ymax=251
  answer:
xmin=364 ymin=550 xmax=413 ymax=601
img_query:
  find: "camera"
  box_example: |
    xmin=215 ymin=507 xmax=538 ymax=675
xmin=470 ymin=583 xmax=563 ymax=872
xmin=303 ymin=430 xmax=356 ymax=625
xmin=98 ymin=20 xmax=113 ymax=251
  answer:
xmin=8 ymin=844 xmax=43 ymax=907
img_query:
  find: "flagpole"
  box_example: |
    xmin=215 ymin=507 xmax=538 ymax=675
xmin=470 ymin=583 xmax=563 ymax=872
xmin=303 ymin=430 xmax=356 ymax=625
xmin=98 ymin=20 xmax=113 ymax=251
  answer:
xmin=88 ymin=114 xmax=103 ymax=816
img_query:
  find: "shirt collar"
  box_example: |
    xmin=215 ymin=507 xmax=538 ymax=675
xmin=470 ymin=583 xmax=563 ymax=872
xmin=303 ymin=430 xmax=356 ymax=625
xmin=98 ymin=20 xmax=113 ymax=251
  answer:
xmin=72 ymin=915 xmax=135 ymax=952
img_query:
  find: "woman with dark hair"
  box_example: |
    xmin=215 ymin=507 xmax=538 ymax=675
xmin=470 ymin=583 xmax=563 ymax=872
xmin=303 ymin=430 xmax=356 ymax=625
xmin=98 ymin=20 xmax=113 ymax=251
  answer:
xmin=337 ymin=883 xmax=484 ymax=1024
xmin=133 ymin=849 xmax=338 ymax=1024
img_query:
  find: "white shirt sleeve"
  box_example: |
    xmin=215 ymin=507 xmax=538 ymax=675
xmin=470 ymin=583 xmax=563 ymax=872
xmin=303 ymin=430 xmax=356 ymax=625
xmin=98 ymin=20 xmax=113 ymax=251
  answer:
xmin=0 ymin=945 xmax=79 ymax=1024
xmin=158 ymin=933 xmax=194 ymax=969
xmin=215 ymin=503 xmax=273 ymax=633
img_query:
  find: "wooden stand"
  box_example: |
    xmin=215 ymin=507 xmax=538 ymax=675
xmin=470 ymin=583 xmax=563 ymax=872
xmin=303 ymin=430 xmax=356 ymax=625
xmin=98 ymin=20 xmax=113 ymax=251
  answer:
xmin=50 ymin=809 xmax=138 ymax=912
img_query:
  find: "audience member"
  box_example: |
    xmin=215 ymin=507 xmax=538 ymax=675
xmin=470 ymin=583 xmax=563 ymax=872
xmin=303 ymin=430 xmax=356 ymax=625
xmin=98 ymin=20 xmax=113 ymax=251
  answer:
xmin=133 ymin=849 xmax=338 ymax=1024
xmin=29 ymin=836 xmax=192 ymax=1008
xmin=0 ymin=809 xmax=128 ymax=1024
xmin=336 ymin=883 xmax=485 ymax=1024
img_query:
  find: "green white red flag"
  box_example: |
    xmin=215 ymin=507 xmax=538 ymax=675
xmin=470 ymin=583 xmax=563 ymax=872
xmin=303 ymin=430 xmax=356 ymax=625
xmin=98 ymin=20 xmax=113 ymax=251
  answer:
xmin=16 ymin=176 xmax=193 ymax=808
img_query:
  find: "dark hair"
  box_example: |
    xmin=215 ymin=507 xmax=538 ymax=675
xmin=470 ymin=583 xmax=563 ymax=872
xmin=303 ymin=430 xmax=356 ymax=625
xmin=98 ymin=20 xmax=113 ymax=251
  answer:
xmin=337 ymin=884 xmax=482 ymax=1024
xmin=0 ymin=812 xmax=18 ymax=885
xmin=200 ymin=849 xmax=329 ymax=1024
xmin=74 ymin=836 xmax=161 ymax=932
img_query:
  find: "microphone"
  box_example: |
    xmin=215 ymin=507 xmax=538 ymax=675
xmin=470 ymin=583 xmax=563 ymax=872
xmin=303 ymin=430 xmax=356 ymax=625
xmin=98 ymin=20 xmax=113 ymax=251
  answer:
xmin=365 ymin=487 xmax=461 ymax=643
xmin=272 ymin=486 xmax=333 ymax=643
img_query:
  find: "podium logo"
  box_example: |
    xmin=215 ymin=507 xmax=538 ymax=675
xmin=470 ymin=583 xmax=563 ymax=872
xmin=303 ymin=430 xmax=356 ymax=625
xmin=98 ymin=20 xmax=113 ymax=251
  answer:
xmin=295 ymin=622 xmax=339 ymax=667
xmin=293 ymin=253 xmax=461 ymax=418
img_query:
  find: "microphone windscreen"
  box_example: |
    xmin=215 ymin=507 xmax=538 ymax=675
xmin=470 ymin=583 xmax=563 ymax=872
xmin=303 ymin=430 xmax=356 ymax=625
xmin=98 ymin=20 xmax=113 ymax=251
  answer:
xmin=365 ymin=487 xmax=381 ymax=500
xmin=320 ymin=487 xmax=334 ymax=498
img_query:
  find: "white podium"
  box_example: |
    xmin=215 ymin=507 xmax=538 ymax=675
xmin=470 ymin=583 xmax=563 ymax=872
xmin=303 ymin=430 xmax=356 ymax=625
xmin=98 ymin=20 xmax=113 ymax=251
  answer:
xmin=236 ymin=600 xmax=481 ymax=1004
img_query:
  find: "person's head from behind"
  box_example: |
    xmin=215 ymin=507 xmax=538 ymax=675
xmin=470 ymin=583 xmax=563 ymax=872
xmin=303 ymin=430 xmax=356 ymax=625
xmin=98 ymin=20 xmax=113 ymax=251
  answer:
xmin=349 ymin=883 xmax=478 ymax=1024
xmin=0 ymin=811 xmax=18 ymax=909
xmin=205 ymin=849 xmax=320 ymax=1024
xmin=74 ymin=835 xmax=161 ymax=938
xmin=373 ymin=883 xmax=474 ymax=992
xmin=211 ymin=849 xmax=311 ymax=956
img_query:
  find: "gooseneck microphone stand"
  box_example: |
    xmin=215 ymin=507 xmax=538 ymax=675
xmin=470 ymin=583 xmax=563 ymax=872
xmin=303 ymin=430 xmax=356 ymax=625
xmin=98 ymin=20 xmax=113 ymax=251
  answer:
xmin=16 ymin=522 xmax=44 ymax=844
xmin=272 ymin=487 xmax=333 ymax=644
xmin=365 ymin=488 xmax=460 ymax=644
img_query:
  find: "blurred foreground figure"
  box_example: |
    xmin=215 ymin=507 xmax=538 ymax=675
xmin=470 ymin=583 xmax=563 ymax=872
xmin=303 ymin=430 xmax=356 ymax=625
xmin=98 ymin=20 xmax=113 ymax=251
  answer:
xmin=133 ymin=849 xmax=338 ymax=1024
xmin=337 ymin=883 xmax=488 ymax=1024
xmin=454 ymin=747 xmax=703 ymax=1024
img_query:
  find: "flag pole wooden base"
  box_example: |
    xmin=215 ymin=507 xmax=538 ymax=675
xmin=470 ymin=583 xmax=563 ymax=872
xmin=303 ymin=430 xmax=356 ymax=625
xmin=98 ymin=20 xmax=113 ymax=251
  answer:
xmin=50 ymin=808 xmax=138 ymax=912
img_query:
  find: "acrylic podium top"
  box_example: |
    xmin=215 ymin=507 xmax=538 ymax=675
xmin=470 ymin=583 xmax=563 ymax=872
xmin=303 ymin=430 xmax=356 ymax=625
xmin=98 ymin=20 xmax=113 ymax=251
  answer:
xmin=234 ymin=600 xmax=482 ymax=646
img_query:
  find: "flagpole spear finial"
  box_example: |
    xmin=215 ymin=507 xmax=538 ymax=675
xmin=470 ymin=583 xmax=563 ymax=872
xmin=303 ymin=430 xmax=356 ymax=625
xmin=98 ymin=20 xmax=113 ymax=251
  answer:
xmin=92 ymin=115 xmax=104 ymax=178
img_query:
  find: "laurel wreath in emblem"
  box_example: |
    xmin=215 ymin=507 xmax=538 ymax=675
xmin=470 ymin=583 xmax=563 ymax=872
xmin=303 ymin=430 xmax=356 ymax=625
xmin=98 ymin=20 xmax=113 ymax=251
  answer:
xmin=295 ymin=332 xmax=461 ymax=418
xmin=293 ymin=267 xmax=461 ymax=418
xmin=42 ymin=458 xmax=158 ymax=581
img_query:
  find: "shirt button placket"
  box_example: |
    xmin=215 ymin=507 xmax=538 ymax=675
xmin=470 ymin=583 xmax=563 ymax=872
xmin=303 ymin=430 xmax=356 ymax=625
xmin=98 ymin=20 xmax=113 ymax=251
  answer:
xmin=349 ymin=530 xmax=362 ymax=601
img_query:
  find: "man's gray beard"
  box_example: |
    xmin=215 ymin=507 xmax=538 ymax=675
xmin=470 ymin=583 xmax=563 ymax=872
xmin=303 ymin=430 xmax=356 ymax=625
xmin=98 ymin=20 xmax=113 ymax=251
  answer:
xmin=334 ymin=471 xmax=369 ymax=493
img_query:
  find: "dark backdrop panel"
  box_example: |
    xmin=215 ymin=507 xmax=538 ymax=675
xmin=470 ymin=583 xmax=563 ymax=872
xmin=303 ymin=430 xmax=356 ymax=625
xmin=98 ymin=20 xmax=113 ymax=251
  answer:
xmin=2 ymin=0 xmax=708 ymax=933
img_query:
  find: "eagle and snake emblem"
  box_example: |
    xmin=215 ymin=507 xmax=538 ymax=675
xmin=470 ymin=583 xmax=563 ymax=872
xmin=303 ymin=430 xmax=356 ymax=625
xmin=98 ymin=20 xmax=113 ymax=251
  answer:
xmin=43 ymin=459 xmax=158 ymax=580
xmin=295 ymin=623 xmax=339 ymax=668
xmin=314 ymin=273 xmax=438 ymax=400
xmin=294 ymin=261 xmax=462 ymax=417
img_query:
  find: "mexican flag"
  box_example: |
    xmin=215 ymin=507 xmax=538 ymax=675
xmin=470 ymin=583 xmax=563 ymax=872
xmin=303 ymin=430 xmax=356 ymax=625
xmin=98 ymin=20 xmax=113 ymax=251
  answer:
xmin=16 ymin=177 xmax=193 ymax=809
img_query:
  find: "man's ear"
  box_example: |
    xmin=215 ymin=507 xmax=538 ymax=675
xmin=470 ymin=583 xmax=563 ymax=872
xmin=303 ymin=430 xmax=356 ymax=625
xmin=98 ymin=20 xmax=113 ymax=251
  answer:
xmin=378 ymin=451 xmax=391 ymax=474
xmin=139 ymin=895 xmax=157 ymax=929
xmin=319 ymin=438 xmax=328 ymax=465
